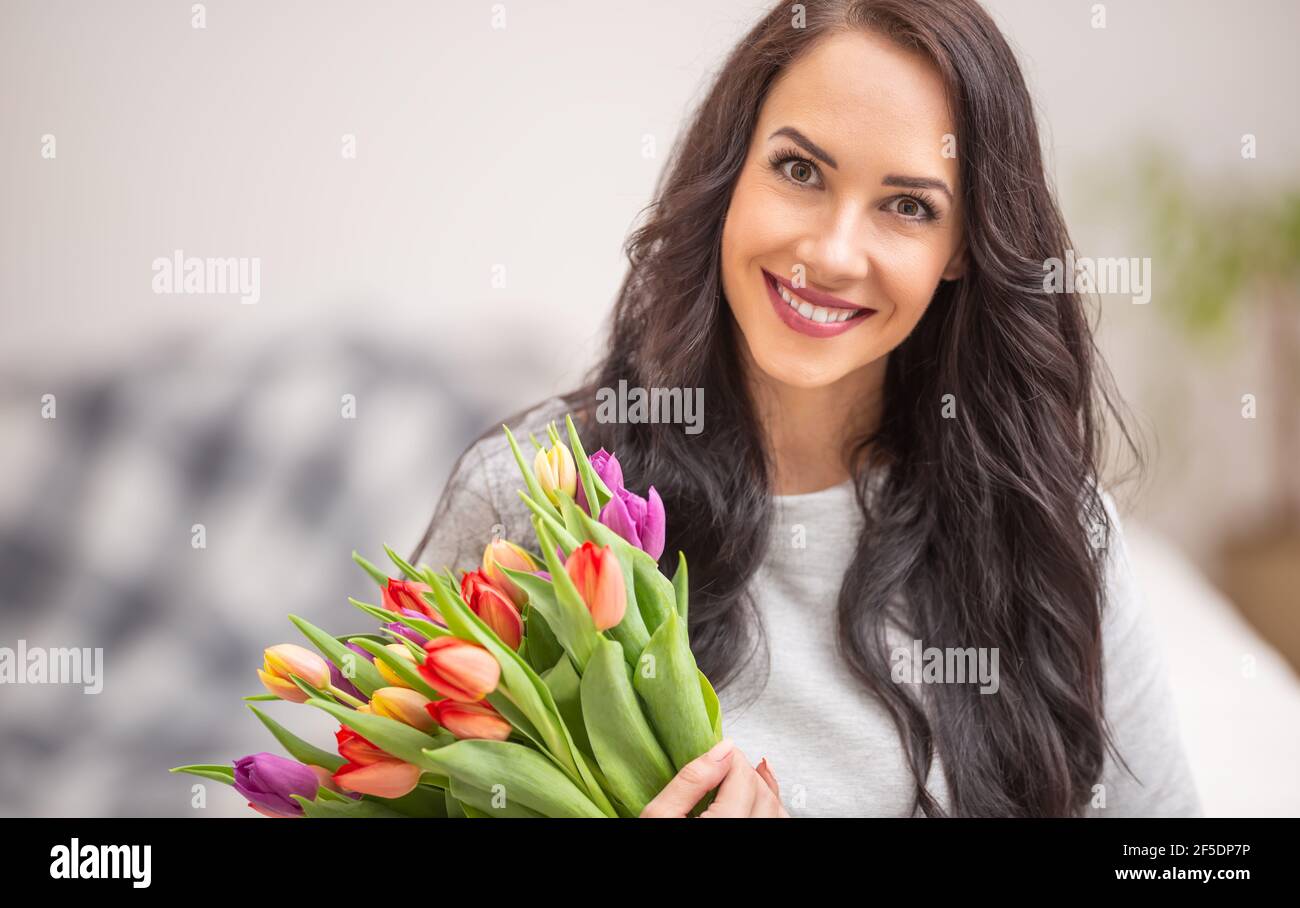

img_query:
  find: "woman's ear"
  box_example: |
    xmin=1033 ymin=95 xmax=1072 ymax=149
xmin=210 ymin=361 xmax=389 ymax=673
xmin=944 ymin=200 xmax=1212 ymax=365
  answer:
xmin=940 ymin=241 xmax=967 ymax=281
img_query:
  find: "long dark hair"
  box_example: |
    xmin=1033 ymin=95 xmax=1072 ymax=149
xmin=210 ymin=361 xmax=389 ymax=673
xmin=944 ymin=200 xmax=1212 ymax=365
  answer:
xmin=433 ymin=0 xmax=1143 ymax=817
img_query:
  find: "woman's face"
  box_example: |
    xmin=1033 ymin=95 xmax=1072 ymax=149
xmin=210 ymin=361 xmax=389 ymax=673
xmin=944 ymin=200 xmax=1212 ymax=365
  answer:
xmin=721 ymin=30 xmax=965 ymax=390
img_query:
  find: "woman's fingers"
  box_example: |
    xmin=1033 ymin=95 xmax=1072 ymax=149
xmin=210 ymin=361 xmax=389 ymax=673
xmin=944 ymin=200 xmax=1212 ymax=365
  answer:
xmin=698 ymin=749 xmax=759 ymax=817
xmin=756 ymin=756 xmax=780 ymax=798
xmin=640 ymin=737 xmax=735 ymax=818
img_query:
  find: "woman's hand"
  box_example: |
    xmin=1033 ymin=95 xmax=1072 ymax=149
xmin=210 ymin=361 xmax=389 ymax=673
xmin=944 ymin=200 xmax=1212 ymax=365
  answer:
xmin=640 ymin=737 xmax=790 ymax=817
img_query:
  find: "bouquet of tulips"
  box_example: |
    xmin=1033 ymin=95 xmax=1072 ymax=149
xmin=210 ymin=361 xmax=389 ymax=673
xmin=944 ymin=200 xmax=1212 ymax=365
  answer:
xmin=172 ymin=415 xmax=724 ymax=818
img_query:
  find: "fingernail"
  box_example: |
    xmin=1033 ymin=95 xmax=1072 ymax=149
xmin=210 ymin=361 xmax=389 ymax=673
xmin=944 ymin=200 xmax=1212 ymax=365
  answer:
xmin=706 ymin=737 xmax=733 ymax=761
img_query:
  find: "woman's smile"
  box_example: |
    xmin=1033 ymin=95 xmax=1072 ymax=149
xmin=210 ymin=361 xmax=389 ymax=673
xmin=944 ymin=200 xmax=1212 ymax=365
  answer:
xmin=761 ymin=267 xmax=876 ymax=339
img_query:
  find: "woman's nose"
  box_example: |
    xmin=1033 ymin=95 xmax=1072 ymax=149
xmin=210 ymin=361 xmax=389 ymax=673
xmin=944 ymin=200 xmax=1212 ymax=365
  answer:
xmin=794 ymin=206 xmax=870 ymax=286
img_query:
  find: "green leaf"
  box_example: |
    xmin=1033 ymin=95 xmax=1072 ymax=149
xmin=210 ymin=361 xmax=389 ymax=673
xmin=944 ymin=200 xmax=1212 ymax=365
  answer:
xmin=503 ymin=424 xmax=562 ymax=524
xmin=523 ymin=599 xmax=565 ymax=672
xmin=517 ymin=489 xmax=580 ymax=554
xmin=581 ymin=638 xmax=675 ymax=815
xmin=540 ymin=654 xmax=594 ymax=759
xmin=672 ymin=551 xmax=689 ymax=624
xmin=699 ymin=669 xmax=723 ymax=740
xmin=564 ymin=413 xmax=603 ymax=518
xmin=349 ymin=598 xmax=451 ymax=645
xmin=382 ymin=543 xmax=423 ymax=583
xmin=632 ymin=607 xmax=718 ymax=769
xmin=241 ymin=694 xmax=280 ymax=702
xmin=169 ymin=764 xmax=235 ymax=786
xmin=449 ymin=778 xmax=546 ymax=818
xmin=368 ymin=784 xmax=449 ymax=817
xmin=444 ymin=789 xmax=468 ymax=818
xmin=346 ymin=636 xmax=440 ymax=700
xmin=248 ymin=706 xmax=345 ymax=771
xmin=294 ymin=794 xmax=412 ymax=818
xmin=420 ymin=740 xmax=608 ymax=818
xmin=352 ymin=550 xmax=391 ymax=587
xmin=288 ymin=614 xmax=387 ymax=697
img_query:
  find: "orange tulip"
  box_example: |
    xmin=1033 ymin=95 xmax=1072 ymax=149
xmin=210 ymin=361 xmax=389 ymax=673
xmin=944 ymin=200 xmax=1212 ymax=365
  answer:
xmin=482 ymin=539 xmax=538 ymax=607
xmin=382 ymin=577 xmax=444 ymax=625
xmin=419 ymin=636 xmax=500 ymax=702
xmin=332 ymin=726 xmax=422 ymax=798
xmin=370 ymin=687 xmax=437 ymax=732
xmin=257 ymin=643 xmax=331 ymax=703
xmin=564 ymin=541 xmax=626 ymax=631
xmin=426 ymin=699 xmax=512 ymax=741
xmin=460 ymin=568 xmax=523 ymax=650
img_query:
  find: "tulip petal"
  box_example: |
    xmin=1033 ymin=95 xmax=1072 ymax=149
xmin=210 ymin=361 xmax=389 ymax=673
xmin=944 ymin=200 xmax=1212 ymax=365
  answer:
xmin=333 ymin=760 xmax=422 ymax=798
xmin=641 ymin=486 xmax=666 ymax=560
xmin=598 ymin=494 xmax=641 ymax=550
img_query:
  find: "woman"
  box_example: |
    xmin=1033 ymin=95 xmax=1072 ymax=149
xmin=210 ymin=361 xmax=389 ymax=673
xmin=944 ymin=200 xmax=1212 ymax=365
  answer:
xmin=410 ymin=0 xmax=1201 ymax=818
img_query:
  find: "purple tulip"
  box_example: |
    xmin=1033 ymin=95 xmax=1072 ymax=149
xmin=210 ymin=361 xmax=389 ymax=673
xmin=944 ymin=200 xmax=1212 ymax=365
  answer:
xmin=576 ymin=448 xmax=624 ymax=513
xmin=600 ymin=484 xmax=666 ymax=561
xmin=573 ymin=449 xmax=667 ymax=560
xmin=327 ymin=641 xmax=374 ymax=702
xmin=233 ymin=752 xmax=320 ymax=817
xmin=383 ymin=610 xmax=430 ymax=647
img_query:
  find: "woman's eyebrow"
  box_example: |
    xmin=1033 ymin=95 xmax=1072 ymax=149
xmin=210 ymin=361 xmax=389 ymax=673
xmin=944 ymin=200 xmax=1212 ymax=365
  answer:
xmin=882 ymin=174 xmax=954 ymax=202
xmin=768 ymin=126 xmax=838 ymax=169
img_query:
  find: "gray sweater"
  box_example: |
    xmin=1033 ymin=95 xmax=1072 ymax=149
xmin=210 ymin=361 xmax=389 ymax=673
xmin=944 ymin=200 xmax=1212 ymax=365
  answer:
xmin=415 ymin=395 xmax=1203 ymax=817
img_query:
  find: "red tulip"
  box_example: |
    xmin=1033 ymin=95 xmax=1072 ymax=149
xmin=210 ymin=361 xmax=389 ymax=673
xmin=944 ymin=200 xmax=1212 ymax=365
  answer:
xmin=426 ymin=698 xmax=512 ymax=741
xmin=331 ymin=726 xmax=421 ymax=798
xmin=418 ymin=636 xmax=500 ymax=702
xmin=460 ymin=568 xmax=523 ymax=649
xmin=564 ymin=541 xmax=626 ymax=631
xmin=382 ymin=578 xmax=444 ymax=625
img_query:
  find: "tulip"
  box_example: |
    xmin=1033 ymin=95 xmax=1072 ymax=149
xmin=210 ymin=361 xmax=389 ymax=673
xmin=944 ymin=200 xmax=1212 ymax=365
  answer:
xmin=374 ymin=643 xmax=419 ymax=689
xmin=482 ymin=539 xmax=538 ymax=607
xmin=533 ymin=440 xmax=577 ymax=506
xmin=332 ymin=727 xmax=421 ymax=798
xmin=382 ymin=578 xmax=444 ymax=625
xmin=574 ymin=449 xmax=666 ymax=560
xmin=384 ymin=612 xmax=429 ymax=647
xmin=258 ymin=643 xmax=331 ymax=703
xmin=575 ymin=447 xmax=624 ymax=512
xmin=419 ymin=636 xmax=500 ymax=701
xmin=233 ymin=752 xmax=320 ymax=818
xmin=329 ymin=641 xmax=373 ymax=704
xmin=565 ymin=541 xmax=627 ymax=631
xmin=370 ymin=687 xmax=437 ymax=732
xmin=460 ymin=568 xmax=523 ymax=650
xmin=599 ymin=484 xmax=666 ymax=561
xmin=427 ymin=699 xmax=512 ymax=741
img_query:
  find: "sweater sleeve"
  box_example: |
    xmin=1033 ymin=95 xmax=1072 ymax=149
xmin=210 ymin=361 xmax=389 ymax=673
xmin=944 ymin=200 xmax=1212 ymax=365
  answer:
xmin=1084 ymin=490 xmax=1203 ymax=817
xmin=409 ymin=439 xmax=504 ymax=579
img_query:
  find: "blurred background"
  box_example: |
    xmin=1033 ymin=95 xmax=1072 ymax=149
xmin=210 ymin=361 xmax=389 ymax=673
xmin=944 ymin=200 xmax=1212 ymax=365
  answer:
xmin=1 ymin=0 xmax=1296 ymax=816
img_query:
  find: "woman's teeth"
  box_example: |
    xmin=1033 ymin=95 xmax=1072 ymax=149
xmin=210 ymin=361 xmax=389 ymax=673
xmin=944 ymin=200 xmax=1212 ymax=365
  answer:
xmin=775 ymin=281 xmax=857 ymax=323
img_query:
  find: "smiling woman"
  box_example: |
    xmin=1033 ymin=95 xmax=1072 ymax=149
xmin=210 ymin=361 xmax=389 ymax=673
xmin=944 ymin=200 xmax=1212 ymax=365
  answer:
xmin=413 ymin=0 xmax=1201 ymax=818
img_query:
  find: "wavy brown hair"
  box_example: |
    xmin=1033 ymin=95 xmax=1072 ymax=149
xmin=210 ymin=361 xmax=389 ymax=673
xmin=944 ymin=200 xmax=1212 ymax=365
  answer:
xmin=418 ymin=0 xmax=1142 ymax=817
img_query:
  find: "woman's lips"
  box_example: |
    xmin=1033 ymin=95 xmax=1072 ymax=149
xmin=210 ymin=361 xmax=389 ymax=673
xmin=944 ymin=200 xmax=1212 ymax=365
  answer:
xmin=761 ymin=268 xmax=876 ymax=339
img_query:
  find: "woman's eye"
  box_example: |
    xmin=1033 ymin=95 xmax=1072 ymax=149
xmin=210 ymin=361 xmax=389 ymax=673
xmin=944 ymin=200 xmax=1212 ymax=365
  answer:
xmin=785 ymin=160 xmax=816 ymax=185
xmin=888 ymin=196 xmax=934 ymax=220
